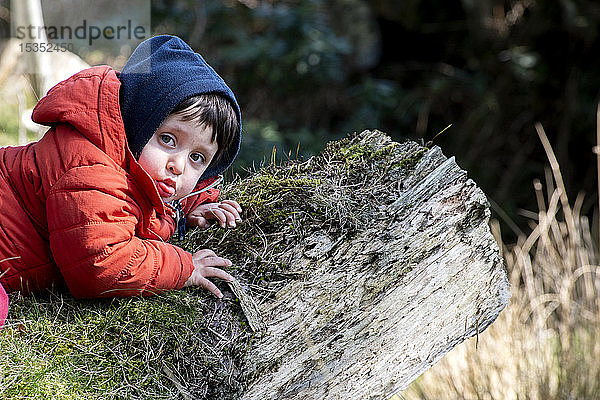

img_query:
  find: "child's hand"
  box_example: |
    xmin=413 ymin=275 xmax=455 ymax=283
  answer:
xmin=184 ymin=249 xmax=234 ymax=298
xmin=187 ymin=200 xmax=242 ymax=229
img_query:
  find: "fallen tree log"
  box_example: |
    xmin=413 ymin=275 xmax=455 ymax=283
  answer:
xmin=1 ymin=130 xmax=509 ymax=399
xmin=190 ymin=129 xmax=509 ymax=399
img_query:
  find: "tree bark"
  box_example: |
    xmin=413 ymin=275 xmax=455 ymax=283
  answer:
xmin=232 ymin=131 xmax=509 ymax=399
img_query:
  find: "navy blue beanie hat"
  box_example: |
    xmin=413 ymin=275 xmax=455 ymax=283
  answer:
xmin=119 ymin=35 xmax=242 ymax=181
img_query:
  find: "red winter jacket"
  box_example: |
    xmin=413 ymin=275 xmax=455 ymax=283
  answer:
xmin=0 ymin=66 xmax=218 ymax=298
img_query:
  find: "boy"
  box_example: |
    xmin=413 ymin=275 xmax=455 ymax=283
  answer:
xmin=0 ymin=34 xmax=242 ymax=324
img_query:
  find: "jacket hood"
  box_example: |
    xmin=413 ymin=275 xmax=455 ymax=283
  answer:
xmin=31 ymin=66 xmax=128 ymax=166
xmin=118 ymin=35 xmax=242 ymax=181
xmin=31 ymin=66 xmax=180 ymax=216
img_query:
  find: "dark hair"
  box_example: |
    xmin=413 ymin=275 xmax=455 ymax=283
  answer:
xmin=171 ymin=93 xmax=239 ymax=166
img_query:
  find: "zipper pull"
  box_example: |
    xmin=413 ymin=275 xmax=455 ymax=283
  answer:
xmin=172 ymin=200 xmax=187 ymax=241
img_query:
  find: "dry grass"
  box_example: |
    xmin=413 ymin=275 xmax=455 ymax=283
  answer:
xmin=398 ymin=124 xmax=600 ymax=399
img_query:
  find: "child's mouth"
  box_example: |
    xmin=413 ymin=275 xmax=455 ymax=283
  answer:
xmin=156 ymin=180 xmax=176 ymax=198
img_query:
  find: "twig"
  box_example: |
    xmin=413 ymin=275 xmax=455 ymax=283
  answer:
xmin=227 ymin=278 xmax=267 ymax=334
xmin=535 ymin=123 xmax=576 ymax=242
xmin=162 ymin=364 xmax=193 ymax=400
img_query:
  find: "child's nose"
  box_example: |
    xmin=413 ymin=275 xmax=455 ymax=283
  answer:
xmin=166 ymin=156 xmax=184 ymax=175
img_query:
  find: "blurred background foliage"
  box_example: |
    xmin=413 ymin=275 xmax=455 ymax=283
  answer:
xmin=150 ymin=0 xmax=600 ymax=241
xmin=2 ymin=0 xmax=600 ymax=241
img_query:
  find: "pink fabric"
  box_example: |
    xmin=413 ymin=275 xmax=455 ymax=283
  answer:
xmin=0 ymin=282 xmax=7 ymax=328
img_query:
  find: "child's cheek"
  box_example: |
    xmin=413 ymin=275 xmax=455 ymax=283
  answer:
xmin=138 ymin=146 xmax=162 ymax=179
xmin=178 ymin=179 xmax=196 ymax=199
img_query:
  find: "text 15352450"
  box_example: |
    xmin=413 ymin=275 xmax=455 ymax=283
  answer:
xmin=19 ymin=42 xmax=75 ymax=53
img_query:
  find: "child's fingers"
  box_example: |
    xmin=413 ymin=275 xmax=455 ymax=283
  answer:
xmin=207 ymin=208 xmax=229 ymax=227
xmin=193 ymin=248 xmax=219 ymax=260
xmin=187 ymin=215 xmax=211 ymax=228
xmin=198 ymin=277 xmax=223 ymax=299
xmin=194 ymin=253 xmax=232 ymax=271
xmin=201 ymin=266 xmax=234 ymax=282
xmin=221 ymin=199 xmax=242 ymax=213
xmin=198 ymin=257 xmax=232 ymax=270
xmin=218 ymin=203 xmax=242 ymax=222
xmin=197 ymin=266 xmax=234 ymax=299
xmin=187 ymin=248 xmax=234 ymax=298
xmin=190 ymin=202 xmax=241 ymax=228
xmin=207 ymin=207 xmax=238 ymax=228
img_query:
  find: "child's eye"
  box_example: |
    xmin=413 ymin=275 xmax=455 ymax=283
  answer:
xmin=190 ymin=152 xmax=205 ymax=164
xmin=159 ymin=134 xmax=175 ymax=147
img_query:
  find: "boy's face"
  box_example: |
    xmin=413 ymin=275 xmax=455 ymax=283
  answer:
xmin=138 ymin=113 xmax=218 ymax=203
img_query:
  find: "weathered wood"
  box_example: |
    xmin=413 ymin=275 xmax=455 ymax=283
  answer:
xmin=237 ymin=131 xmax=509 ymax=399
